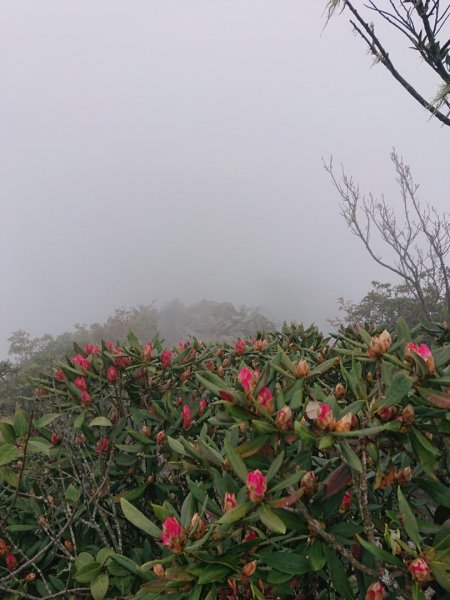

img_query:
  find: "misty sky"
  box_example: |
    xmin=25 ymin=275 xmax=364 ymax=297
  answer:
xmin=1 ymin=1 xmax=449 ymax=359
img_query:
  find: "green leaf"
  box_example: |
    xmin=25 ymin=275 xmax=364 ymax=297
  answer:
xmin=224 ymin=435 xmax=248 ymax=482
xmin=1 ymin=467 xmax=19 ymax=487
xmin=258 ymin=504 xmax=287 ymax=534
xmin=197 ymin=565 xmax=232 ymax=585
xmin=417 ymin=479 xmax=450 ymax=509
xmin=397 ymin=487 xmax=420 ymax=547
xmin=74 ymin=562 xmax=102 ymax=583
xmin=91 ymin=573 xmax=109 ymax=600
xmin=379 ymin=373 xmax=414 ymax=409
xmin=74 ymin=552 xmax=95 ymax=571
xmin=257 ymin=552 xmax=310 ymax=575
xmin=27 ymin=438 xmax=52 ymax=455
xmin=65 ymin=484 xmax=81 ymax=503
xmin=318 ymin=434 xmax=334 ymax=449
xmin=323 ymin=545 xmax=353 ymax=600
xmin=0 ymin=443 xmax=19 ymax=466
xmin=340 ymin=440 xmax=362 ymax=473
xmin=356 ymin=535 xmax=402 ymax=566
xmin=266 ymin=450 xmax=284 ymax=483
xmin=430 ymin=558 xmax=450 ymax=592
xmin=35 ymin=413 xmax=61 ymax=428
xmin=216 ymin=502 xmax=253 ymax=525
xmin=167 ymin=436 xmax=187 ymax=456
xmin=14 ymin=409 xmax=29 ymax=437
xmin=308 ymin=540 xmax=326 ymax=571
xmin=89 ymin=417 xmax=113 ymax=427
xmin=0 ymin=422 xmax=16 ymax=443
xmin=120 ymin=498 xmax=161 ymax=537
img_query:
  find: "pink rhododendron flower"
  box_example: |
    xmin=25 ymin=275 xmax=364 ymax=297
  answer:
xmin=161 ymin=349 xmax=172 ymax=369
xmin=54 ymin=369 xmax=65 ymax=381
xmin=408 ymin=557 xmax=432 ymax=582
xmin=246 ymin=469 xmax=267 ymax=503
xmin=234 ymin=339 xmax=246 ymax=355
xmin=74 ymin=376 xmax=87 ymax=391
xmin=315 ymin=403 xmax=336 ymax=431
xmin=107 ymin=366 xmax=118 ymax=382
xmin=198 ymin=399 xmax=207 ymax=415
xmin=72 ymin=354 xmax=91 ymax=371
xmin=181 ymin=404 xmax=192 ymax=430
xmin=365 ymin=581 xmax=386 ymax=600
xmin=143 ymin=342 xmax=153 ymax=361
xmin=85 ymin=343 xmax=100 ymax=356
xmin=223 ymin=492 xmax=237 ymax=512
xmin=275 ymin=405 xmax=293 ymax=431
xmin=257 ymin=387 xmax=274 ymax=414
xmin=405 ymin=342 xmax=435 ymax=374
xmin=106 ymin=341 xmax=116 ymax=352
xmin=238 ymin=367 xmax=254 ymax=392
xmin=161 ymin=517 xmax=186 ymax=553
xmin=80 ymin=390 xmax=92 ymax=407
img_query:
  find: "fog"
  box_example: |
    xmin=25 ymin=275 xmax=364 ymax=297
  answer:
xmin=1 ymin=1 xmax=449 ymax=359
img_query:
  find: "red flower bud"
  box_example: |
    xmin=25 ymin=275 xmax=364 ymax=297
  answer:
xmin=5 ymin=553 xmax=17 ymax=570
xmin=161 ymin=517 xmax=186 ymax=553
xmin=246 ymin=470 xmax=267 ymax=503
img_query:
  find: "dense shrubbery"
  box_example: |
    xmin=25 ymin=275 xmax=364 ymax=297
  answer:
xmin=0 ymin=321 xmax=450 ymax=599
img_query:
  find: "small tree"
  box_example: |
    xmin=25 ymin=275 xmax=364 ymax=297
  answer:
xmin=324 ymin=150 xmax=450 ymax=319
xmin=326 ymin=0 xmax=450 ymax=126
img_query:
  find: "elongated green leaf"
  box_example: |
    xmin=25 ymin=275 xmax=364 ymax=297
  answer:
xmin=0 ymin=443 xmax=19 ymax=466
xmin=340 ymin=441 xmax=362 ymax=473
xmin=379 ymin=373 xmax=414 ymax=409
xmin=397 ymin=487 xmax=420 ymax=547
xmin=120 ymin=498 xmax=161 ymax=537
xmin=224 ymin=436 xmax=248 ymax=482
xmin=14 ymin=409 xmax=29 ymax=437
xmin=357 ymin=536 xmax=402 ymax=566
xmin=323 ymin=545 xmax=353 ymax=600
xmin=216 ymin=502 xmax=253 ymax=525
xmin=259 ymin=504 xmax=286 ymax=534
xmin=167 ymin=436 xmax=187 ymax=456
xmin=35 ymin=413 xmax=61 ymax=428
xmin=266 ymin=450 xmax=284 ymax=483
xmin=257 ymin=552 xmax=310 ymax=575
xmin=416 ymin=479 xmax=450 ymax=509
xmin=198 ymin=565 xmax=232 ymax=585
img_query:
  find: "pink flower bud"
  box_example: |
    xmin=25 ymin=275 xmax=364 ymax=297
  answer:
xmin=238 ymin=367 xmax=254 ymax=392
xmin=0 ymin=539 xmax=9 ymax=557
xmin=161 ymin=517 xmax=186 ymax=553
xmin=85 ymin=343 xmax=100 ymax=356
xmin=74 ymin=376 xmax=87 ymax=391
xmin=407 ymin=557 xmax=432 ymax=582
xmin=156 ymin=430 xmax=166 ymax=444
xmin=161 ymin=349 xmax=172 ymax=369
xmin=315 ymin=403 xmax=335 ymax=431
xmin=54 ymin=369 xmax=65 ymax=381
xmin=275 ymin=406 xmax=293 ymax=431
xmin=257 ymin=387 xmax=274 ymax=414
xmin=246 ymin=469 xmax=267 ymax=503
xmin=181 ymin=404 xmax=193 ymax=430
xmin=339 ymin=490 xmax=352 ymax=512
xmin=404 ymin=342 xmax=435 ymax=374
xmin=219 ymin=390 xmax=234 ymax=402
xmin=5 ymin=553 xmax=17 ymax=571
xmin=253 ymin=339 xmax=267 ymax=352
xmin=199 ymin=399 xmax=207 ymax=415
xmin=72 ymin=354 xmax=91 ymax=371
xmin=143 ymin=342 xmax=154 ymax=361
xmin=242 ymin=560 xmax=257 ymax=578
xmin=107 ymin=366 xmax=118 ymax=382
xmin=365 ymin=581 xmax=386 ymax=600
xmin=234 ymin=339 xmax=246 ymax=355
xmin=378 ymin=406 xmax=397 ymax=422
xmin=51 ymin=432 xmax=61 ymax=446
xmin=80 ymin=390 xmax=92 ymax=407
xmin=223 ymin=492 xmax=237 ymax=512
xmin=95 ymin=437 xmax=109 ymax=455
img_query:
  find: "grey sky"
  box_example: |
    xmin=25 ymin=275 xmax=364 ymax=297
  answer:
xmin=1 ymin=1 xmax=449 ymax=358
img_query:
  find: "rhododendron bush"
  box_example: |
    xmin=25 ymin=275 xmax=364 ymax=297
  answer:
xmin=0 ymin=322 xmax=450 ymax=599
